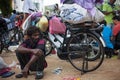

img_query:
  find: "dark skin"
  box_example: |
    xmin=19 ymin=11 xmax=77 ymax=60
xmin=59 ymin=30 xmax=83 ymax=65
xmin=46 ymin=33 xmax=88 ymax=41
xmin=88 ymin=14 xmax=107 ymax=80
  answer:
xmin=16 ymin=32 xmax=43 ymax=78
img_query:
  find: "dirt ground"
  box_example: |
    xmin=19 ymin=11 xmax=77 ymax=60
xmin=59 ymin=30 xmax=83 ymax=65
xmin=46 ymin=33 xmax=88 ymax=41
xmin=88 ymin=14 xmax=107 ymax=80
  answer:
xmin=0 ymin=50 xmax=120 ymax=80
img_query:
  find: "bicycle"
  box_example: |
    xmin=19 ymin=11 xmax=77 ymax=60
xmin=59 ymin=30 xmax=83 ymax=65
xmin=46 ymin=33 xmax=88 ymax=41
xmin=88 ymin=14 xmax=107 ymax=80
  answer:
xmin=42 ymin=20 xmax=105 ymax=74
xmin=22 ymin=12 xmax=105 ymax=74
xmin=0 ymin=23 xmax=23 ymax=54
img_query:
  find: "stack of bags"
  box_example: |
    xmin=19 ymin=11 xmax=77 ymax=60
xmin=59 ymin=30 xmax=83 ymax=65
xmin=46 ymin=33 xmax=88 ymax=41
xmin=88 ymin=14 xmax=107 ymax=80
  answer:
xmin=60 ymin=0 xmax=104 ymax=24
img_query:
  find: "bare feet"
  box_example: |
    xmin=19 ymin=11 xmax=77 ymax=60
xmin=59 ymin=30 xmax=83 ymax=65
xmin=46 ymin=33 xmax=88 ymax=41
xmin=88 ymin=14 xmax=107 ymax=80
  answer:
xmin=22 ymin=66 xmax=29 ymax=78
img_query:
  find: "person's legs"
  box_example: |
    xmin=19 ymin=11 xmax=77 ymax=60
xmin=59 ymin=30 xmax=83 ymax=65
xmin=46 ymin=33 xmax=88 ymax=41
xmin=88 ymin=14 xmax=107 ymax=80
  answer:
xmin=16 ymin=50 xmax=45 ymax=79
xmin=22 ymin=54 xmax=45 ymax=78
xmin=15 ymin=50 xmax=30 ymax=70
xmin=109 ymin=48 xmax=114 ymax=58
xmin=33 ymin=55 xmax=45 ymax=79
xmin=22 ymin=55 xmax=39 ymax=78
xmin=30 ymin=55 xmax=45 ymax=71
xmin=105 ymin=47 xmax=109 ymax=58
xmin=29 ymin=55 xmax=45 ymax=79
xmin=15 ymin=50 xmax=30 ymax=78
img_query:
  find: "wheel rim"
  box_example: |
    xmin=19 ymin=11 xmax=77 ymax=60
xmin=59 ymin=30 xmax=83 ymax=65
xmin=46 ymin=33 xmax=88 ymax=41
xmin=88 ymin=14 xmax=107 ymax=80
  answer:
xmin=67 ymin=32 xmax=104 ymax=72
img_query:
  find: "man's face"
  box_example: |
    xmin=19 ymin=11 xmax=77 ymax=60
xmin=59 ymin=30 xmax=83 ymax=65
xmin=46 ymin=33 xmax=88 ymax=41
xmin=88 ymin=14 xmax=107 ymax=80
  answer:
xmin=110 ymin=0 xmax=116 ymax=4
xmin=113 ymin=19 xmax=117 ymax=25
xmin=31 ymin=32 xmax=40 ymax=43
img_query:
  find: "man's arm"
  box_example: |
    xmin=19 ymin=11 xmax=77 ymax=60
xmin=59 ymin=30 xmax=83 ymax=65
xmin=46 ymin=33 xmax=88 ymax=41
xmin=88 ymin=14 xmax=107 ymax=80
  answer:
xmin=102 ymin=11 xmax=114 ymax=15
xmin=16 ymin=45 xmax=43 ymax=56
xmin=16 ymin=45 xmax=32 ymax=54
xmin=102 ymin=3 xmax=115 ymax=15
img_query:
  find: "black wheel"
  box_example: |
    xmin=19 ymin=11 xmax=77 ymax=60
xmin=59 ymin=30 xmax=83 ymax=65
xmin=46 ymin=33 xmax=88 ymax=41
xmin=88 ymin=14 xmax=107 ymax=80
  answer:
xmin=0 ymin=39 xmax=3 ymax=54
xmin=67 ymin=32 xmax=104 ymax=72
xmin=44 ymin=37 xmax=53 ymax=56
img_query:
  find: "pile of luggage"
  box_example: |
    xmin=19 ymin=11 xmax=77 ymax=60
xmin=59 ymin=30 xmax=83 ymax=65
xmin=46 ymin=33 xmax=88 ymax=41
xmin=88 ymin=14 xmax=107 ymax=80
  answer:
xmin=60 ymin=0 xmax=104 ymax=24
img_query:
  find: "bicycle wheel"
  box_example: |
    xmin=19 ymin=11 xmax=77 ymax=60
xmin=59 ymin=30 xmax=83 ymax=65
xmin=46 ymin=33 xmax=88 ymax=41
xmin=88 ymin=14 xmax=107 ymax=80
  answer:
xmin=0 ymin=39 xmax=4 ymax=54
xmin=44 ymin=37 xmax=53 ymax=56
xmin=66 ymin=32 xmax=104 ymax=72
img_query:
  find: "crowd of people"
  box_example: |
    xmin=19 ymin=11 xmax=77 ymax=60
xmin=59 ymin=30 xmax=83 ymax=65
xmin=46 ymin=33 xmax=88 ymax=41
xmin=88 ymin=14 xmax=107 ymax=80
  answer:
xmin=1 ymin=0 xmax=120 ymax=79
xmin=101 ymin=0 xmax=120 ymax=58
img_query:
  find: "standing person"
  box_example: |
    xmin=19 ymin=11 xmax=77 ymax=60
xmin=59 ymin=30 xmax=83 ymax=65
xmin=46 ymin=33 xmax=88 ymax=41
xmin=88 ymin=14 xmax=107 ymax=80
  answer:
xmin=102 ymin=0 xmax=120 ymax=29
xmin=9 ymin=10 xmax=17 ymax=27
xmin=15 ymin=26 xmax=47 ymax=79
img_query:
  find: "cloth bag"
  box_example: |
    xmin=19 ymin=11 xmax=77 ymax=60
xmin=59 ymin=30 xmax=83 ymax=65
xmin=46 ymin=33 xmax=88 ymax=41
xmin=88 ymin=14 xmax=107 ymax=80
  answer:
xmin=60 ymin=3 xmax=88 ymax=24
xmin=92 ymin=7 xmax=105 ymax=22
xmin=49 ymin=16 xmax=66 ymax=34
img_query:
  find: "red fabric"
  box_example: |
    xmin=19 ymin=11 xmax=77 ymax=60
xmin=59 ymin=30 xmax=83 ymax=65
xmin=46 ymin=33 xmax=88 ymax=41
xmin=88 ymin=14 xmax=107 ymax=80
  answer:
xmin=38 ymin=39 xmax=45 ymax=44
xmin=51 ymin=49 xmax=56 ymax=54
xmin=44 ymin=60 xmax=47 ymax=68
xmin=0 ymin=67 xmax=11 ymax=75
xmin=113 ymin=23 xmax=120 ymax=36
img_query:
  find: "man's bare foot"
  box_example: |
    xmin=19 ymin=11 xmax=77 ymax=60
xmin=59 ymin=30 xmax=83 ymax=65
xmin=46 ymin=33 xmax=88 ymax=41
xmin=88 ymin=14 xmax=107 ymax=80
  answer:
xmin=22 ymin=66 xmax=29 ymax=78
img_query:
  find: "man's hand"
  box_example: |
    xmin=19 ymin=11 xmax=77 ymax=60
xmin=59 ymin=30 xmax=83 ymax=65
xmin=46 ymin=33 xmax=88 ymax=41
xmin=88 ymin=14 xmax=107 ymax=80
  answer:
xmin=31 ymin=49 xmax=43 ymax=56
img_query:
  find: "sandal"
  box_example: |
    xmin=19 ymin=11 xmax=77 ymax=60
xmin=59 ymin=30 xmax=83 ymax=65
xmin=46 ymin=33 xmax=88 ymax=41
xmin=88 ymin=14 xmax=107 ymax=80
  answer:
xmin=15 ymin=73 xmax=23 ymax=78
xmin=35 ymin=71 xmax=44 ymax=79
xmin=2 ymin=71 xmax=15 ymax=78
xmin=15 ymin=71 xmax=29 ymax=78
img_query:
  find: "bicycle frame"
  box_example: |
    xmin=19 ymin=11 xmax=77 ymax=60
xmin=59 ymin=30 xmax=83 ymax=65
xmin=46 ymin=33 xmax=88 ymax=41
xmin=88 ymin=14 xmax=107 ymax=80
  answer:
xmin=46 ymin=22 xmax=106 ymax=60
xmin=0 ymin=26 xmax=23 ymax=52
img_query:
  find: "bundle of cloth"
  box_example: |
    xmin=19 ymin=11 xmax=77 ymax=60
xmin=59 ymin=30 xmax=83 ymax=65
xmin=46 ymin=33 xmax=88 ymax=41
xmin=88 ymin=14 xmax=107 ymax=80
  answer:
xmin=60 ymin=0 xmax=104 ymax=24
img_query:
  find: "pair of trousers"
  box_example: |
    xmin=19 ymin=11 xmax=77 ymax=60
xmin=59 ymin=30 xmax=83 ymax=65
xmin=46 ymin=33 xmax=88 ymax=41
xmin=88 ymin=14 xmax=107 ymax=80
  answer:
xmin=16 ymin=51 xmax=45 ymax=71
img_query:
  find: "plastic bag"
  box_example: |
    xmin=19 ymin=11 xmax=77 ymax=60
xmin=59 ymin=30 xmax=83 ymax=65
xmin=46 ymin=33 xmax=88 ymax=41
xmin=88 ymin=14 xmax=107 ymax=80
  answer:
xmin=49 ymin=16 xmax=66 ymax=34
xmin=31 ymin=12 xmax=42 ymax=21
xmin=36 ymin=16 xmax=48 ymax=32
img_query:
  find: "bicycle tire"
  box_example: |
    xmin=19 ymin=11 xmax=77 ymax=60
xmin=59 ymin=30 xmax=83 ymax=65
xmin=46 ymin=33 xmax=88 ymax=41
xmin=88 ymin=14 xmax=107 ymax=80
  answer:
xmin=44 ymin=37 xmax=53 ymax=56
xmin=0 ymin=39 xmax=4 ymax=54
xmin=66 ymin=32 xmax=104 ymax=72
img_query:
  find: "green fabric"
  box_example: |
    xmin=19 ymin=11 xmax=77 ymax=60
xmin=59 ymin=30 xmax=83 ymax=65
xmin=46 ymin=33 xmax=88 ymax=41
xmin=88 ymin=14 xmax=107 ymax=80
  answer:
xmin=102 ymin=3 xmax=119 ymax=24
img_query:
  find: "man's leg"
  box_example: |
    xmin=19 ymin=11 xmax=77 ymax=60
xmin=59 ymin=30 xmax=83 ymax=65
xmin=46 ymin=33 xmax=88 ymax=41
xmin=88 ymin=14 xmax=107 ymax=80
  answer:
xmin=22 ymin=55 xmax=39 ymax=78
xmin=22 ymin=54 xmax=45 ymax=78
xmin=15 ymin=51 xmax=30 ymax=70
xmin=35 ymin=55 xmax=45 ymax=79
xmin=15 ymin=51 xmax=30 ymax=78
xmin=32 ymin=55 xmax=45 ymax=79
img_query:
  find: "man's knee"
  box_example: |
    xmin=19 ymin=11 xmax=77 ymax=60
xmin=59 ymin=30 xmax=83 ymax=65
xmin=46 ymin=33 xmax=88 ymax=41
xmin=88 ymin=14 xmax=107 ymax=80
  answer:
xmin=15 ymin=49 xmax=20 ymax=56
